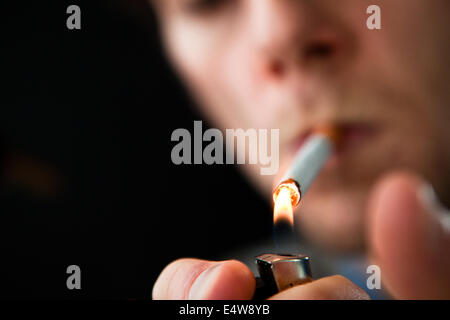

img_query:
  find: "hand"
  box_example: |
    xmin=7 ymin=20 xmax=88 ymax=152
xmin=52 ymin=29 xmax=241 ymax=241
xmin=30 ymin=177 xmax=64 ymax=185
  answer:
xmin=152 ymin=171 xmax=450 ymax=300
xmin=152 ymin=258 xmax=369 ymax=299
xmin=367 ymin=171 xmax=450 ymax=299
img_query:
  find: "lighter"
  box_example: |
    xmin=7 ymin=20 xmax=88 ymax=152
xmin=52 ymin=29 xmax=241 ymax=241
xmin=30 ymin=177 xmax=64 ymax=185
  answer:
xmin=254 ymin=253 xmax=313 ymax=299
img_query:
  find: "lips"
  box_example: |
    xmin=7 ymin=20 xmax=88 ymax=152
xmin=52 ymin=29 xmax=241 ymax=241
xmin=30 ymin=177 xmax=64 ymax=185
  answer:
xmin=336 ymin=123 xmax=377 ymax=153
xmin=291 ymin=123 xmax=378 ymax=156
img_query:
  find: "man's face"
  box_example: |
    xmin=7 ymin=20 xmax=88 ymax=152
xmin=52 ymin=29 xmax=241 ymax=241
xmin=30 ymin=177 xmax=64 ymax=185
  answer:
xmin=153 ymin=0 xmax=450 ymax=251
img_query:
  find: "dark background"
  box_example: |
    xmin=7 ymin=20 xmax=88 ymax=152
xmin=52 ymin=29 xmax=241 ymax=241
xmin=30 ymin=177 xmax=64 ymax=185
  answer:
xmin=1 ymin=1 xmax=272 ymax=298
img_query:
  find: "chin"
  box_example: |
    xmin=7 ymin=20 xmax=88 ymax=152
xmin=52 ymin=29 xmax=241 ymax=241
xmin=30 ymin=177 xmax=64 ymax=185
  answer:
xmin=296 ymin=186 xmax=368 ymax=253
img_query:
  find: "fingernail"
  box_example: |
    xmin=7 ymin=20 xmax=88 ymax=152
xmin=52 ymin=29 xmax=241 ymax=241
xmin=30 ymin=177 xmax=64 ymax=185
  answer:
xmin=417 ymin=183 xmax=450 ymax=250
xmin=188 ymin=263 xmax=223 ymax=300
xmin=418 ymin=183 xmax=450 ymax=229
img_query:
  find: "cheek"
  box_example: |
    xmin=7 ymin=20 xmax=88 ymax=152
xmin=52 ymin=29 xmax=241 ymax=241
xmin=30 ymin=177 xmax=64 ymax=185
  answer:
xmin=220 ymin=42 xmax=265 ymax=123
xmin=166 ymin=26 xmax=278 ymax=134
xmin=164 ymin=20 xmax=252 ymax=128
xmin=165 ymin=20 xmax=226 ymax=86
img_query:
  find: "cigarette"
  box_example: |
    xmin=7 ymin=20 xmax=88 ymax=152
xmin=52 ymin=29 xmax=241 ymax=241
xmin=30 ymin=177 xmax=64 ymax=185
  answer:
xmin=273 ymin=125 xmax=340 ymax=208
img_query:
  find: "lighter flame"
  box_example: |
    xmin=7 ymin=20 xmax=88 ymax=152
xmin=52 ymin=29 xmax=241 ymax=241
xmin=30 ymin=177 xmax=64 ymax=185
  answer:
xmin=273 ymin=186 xmax=294 ymax=225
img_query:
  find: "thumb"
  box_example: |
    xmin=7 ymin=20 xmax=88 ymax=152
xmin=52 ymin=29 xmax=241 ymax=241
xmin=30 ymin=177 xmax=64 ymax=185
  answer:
xmin=152 ymin=259 xmax=255 ymax=300
xmin=367 ymin=172 xmax=450 ymax=299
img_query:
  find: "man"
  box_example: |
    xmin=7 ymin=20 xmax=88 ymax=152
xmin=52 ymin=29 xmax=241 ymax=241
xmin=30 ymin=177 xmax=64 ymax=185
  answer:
xmin=151 ymin=0 xmax=450 ymax=299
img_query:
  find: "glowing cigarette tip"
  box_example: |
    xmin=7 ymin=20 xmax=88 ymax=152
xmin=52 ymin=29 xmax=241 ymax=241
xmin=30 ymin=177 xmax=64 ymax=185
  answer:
xmin=273 ymin=125 xmax=339 ymax=210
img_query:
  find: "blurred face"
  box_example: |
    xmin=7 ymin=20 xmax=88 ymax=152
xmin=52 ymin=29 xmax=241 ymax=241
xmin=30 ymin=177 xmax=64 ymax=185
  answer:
xmin=152 ymin=0 xmax=450 ymax=251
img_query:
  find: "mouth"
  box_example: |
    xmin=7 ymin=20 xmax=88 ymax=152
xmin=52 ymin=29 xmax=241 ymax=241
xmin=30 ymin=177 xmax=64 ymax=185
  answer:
xmin=291 ymin=122 xmax=378 ymax=158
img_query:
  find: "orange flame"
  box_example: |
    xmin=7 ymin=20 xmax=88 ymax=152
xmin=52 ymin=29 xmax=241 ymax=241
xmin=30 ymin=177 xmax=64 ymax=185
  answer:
xmin=273 ymin=186 xmax=295 ymax=225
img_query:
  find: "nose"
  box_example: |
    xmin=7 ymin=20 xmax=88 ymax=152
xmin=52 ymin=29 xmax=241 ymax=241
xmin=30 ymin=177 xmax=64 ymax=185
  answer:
xmin=247 ymin=0 xmax=350 ymax=78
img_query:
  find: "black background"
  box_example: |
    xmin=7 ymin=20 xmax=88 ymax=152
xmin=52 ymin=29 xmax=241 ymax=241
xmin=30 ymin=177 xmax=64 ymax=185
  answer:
xmin=2 ymin=1 xmax=272 ymax=298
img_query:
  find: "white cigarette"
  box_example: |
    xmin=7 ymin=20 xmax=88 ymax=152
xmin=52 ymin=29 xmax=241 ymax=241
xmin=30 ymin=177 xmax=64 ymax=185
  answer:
xmin=273 ymin=127 xmax=339 ymax=208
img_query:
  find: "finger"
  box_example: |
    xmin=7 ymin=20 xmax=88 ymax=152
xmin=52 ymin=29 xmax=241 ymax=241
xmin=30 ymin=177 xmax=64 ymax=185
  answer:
xmin=152 ymin=258 xmax=255 ymax=300
xmin=367 ymin=171 xmax=450 ymax=299
xmin=269 ymin=275 xmax=370 ymax=300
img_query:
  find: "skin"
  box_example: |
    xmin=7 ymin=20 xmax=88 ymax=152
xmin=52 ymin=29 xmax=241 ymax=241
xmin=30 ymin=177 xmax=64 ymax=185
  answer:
xmin=151 ymin=0 xmax=450 ymax=299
